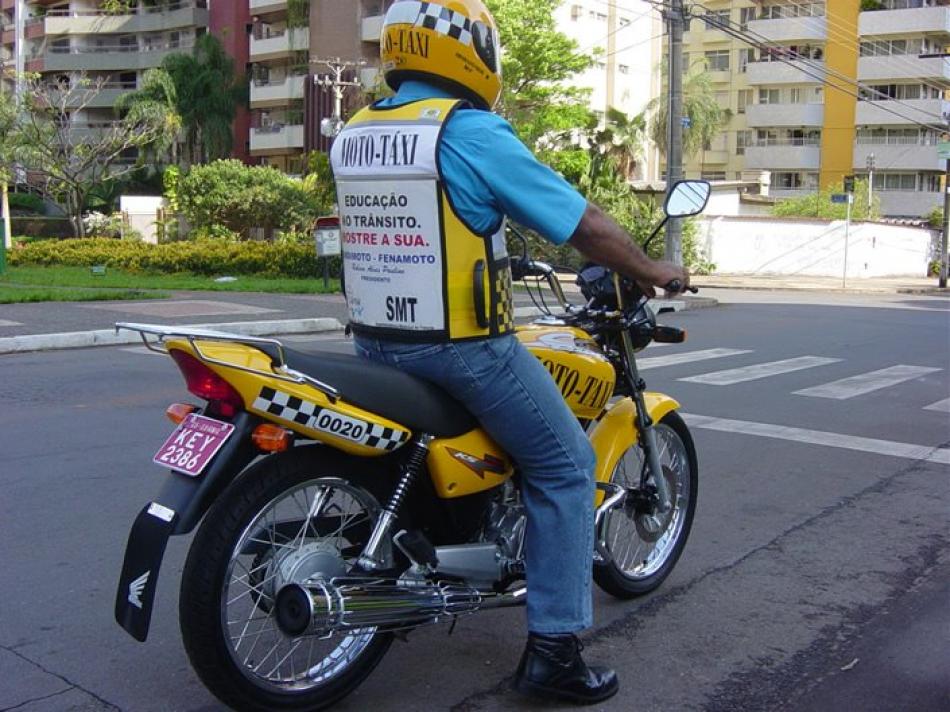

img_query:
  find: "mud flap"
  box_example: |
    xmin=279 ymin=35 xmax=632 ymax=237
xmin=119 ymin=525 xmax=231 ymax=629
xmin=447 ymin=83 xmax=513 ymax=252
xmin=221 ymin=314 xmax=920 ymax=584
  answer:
xmin=115 ymin=502 xmax=177 ymax=642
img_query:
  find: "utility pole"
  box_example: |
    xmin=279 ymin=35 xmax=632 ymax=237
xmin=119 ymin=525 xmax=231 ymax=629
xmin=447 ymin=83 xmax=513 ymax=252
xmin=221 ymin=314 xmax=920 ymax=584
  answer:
xmin=312 ymin=58 xmax=365 ymax=140
xmin=942 ymin=156 xmax=949 ymax=288
xmin=665 ymin=0 xmax=685 ymax=266
xmin=866 ymin=152 xmax=875 ymax=218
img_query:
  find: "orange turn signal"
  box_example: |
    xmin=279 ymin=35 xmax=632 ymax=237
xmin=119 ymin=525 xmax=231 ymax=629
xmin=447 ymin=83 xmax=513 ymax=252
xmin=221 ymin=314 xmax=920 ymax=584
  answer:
xmin=166 ymin=403 xmax=198 ymax=425
xmin=252 ymin=423 xmax=292 ymax=453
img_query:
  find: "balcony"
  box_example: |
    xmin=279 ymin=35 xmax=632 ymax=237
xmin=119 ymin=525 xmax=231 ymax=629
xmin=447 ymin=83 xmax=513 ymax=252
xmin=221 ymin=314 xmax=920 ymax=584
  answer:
xmin=747 ymin=16 xmax=826 ymax=43
xmin=250 ymin=123 xmax=304 ymax=154
xmin=856 ymin=99 xmax=950 ymax=126
xmin=746 ymin=60 xmax=824 ymax=85
xmin=249 ymin=74 xmax=306 ymax=107
xmin=859 ymin=6 xmax=950 ymax=38
xmin=858 ymin=56 xmax=950 ymax=85
xmin=43 ymin=4 xmax=208 ymax=35
xmin=745 ymin=142 xmax=821 ymax=170
xmin=250 ymin=28 xmax=309 ymax=61
xmin=701 ymin=149 xmax=730 ymax=165
xmin=42 ymin=42 xmax=195 ymax=72
xmin=854 ymin=143 xmax=945 ymax=172
xmin=362 ymin=14 xmax=384 ymax=43
xmin=249 ymin=0 xmax=287 ymax=13
xmin=746 ymin=103 xmax=824 ymax=128
xmin=877 ymin=191 xmax=943 ymax=218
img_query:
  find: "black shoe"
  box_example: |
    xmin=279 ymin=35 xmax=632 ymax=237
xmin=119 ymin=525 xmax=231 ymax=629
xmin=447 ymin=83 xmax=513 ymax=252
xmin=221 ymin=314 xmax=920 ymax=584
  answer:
xmin=513 ymin=633 xmax=619 ymax=705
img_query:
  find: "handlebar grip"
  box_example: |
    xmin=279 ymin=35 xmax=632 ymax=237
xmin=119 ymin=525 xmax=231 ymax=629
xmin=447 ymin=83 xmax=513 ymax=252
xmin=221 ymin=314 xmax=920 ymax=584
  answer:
xmin=665 ymin=280 xmax=699 ymax=295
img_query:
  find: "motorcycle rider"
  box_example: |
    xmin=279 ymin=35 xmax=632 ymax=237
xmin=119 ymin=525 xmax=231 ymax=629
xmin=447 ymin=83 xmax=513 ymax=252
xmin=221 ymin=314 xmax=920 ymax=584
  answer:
xmin=330 ymin=0 xmax=688 ymax=703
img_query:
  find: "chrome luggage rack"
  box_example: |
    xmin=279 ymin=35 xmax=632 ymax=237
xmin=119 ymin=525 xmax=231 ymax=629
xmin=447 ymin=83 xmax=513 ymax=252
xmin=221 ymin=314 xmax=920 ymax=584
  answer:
xmin=116 ymin=322 xmax=340 ymax=400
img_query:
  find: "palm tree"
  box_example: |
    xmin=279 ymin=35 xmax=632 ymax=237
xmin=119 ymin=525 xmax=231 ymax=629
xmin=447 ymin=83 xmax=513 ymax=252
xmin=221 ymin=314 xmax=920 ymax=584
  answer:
xmin=162 ymin=34 xmax=247 ymax=165
xmin=114 ymin=68 xmax=181 ymax=164
xmin=648 ymin=60 xmax=732 ymax=161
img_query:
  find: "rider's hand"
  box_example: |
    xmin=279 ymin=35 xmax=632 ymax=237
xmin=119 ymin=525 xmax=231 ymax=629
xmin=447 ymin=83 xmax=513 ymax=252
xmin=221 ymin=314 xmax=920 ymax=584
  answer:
xmin=649 ymin=261 xmax=690 ymax=295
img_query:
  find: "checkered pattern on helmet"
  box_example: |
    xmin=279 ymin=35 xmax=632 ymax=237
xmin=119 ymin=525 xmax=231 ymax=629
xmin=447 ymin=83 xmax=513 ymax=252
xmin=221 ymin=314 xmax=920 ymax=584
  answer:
xmin=494 ymin=270 xmax=515 ymax=334
xmin=364 ymin=424 xmax=410 ymax=451
xmin=252 ymin=386 xmax=319 ymax=426
xmin=416 ymin=1 xmax=474 ymax=46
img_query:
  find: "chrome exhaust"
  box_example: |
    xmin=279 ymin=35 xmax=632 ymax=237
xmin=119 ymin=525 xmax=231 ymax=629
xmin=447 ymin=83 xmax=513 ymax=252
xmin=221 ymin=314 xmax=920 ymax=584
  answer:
xmin=274 ymin=578 xmax=526 ymax=638
xmin=594 ymin=482 xmax=626 ymax=563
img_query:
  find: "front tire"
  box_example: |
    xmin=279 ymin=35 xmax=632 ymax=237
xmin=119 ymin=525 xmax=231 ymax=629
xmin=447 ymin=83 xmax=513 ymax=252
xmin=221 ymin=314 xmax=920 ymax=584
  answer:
xmin=179 ymin=445 xmax=394 ymax=712
xmin=594 ymin=412 xmax=698 ymax=598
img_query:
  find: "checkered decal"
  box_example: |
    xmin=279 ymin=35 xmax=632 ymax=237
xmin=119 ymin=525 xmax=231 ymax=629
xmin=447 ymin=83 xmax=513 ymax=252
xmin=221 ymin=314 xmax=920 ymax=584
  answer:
xmin=253 ymin=387 xmax=319 ymax=427
xmin=416 ymin=2 xmax=474 ymax=46
xmin=365 ymin=424 xmax=410 ymax=451
xmin=494 ymin=270 xmax=515 ymax=334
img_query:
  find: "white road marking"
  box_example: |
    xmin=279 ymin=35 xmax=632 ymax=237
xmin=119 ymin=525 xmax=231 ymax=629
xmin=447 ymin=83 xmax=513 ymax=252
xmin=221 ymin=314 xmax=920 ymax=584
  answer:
xmin=679 ymin=356 xmax=841 ymax=386
xmin=0 ymin=319 xmax=23 ymax=327
xmin=923 ymin=398 xmax=950 ymax=413
xmin=638 ymin=348 xmax=753 ymax=371
xmin=683 ymin=413 xmax=950 ymax=466
xmin=119 ymin=346 xmax=165 ymax=356
xmin=794 ymin=365 xmax=942 ymax=400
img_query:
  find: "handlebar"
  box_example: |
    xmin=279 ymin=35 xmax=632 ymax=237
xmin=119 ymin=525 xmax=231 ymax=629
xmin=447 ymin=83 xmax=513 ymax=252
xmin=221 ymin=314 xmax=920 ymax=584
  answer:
xmin=665 ymin=280 xmax=699 ymax=295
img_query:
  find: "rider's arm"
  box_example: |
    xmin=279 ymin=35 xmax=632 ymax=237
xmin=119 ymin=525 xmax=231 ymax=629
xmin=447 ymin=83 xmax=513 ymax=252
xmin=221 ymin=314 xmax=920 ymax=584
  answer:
xmin=569 ymin=203 xmax=688 ymax=294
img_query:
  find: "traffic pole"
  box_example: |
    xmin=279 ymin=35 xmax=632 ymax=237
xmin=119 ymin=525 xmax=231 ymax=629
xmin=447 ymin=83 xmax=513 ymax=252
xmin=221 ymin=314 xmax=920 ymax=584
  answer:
xmin=843 ymin=194 xmax=852 ymax=290
xmin=941 ymin=158 xmax=949 ymax=288
xmin=0 ymin=180 xmax=7 ymax=275
xmin=664 ymin=0 xmax=685 ymax=266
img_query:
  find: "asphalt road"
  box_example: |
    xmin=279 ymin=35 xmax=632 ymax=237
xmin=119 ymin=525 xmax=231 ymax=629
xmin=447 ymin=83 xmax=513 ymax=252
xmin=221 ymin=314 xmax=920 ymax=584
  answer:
xmin=1 ymin=294 xmax=948 ymax=711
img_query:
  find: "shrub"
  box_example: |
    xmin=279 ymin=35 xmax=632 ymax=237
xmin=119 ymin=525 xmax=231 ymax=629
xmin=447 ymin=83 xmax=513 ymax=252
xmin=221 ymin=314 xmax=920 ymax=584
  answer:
xmin=926 ymin=207 xmax=944 ymax=230
xmin=8 ymin=192 xmax=46 ymax=214
xmin=8 ymin=237 xmax=340 ymax=279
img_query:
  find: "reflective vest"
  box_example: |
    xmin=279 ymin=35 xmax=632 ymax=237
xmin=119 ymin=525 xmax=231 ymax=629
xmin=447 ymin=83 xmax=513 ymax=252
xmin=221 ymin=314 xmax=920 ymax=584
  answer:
xmin=330 ymin=97 xmax=514 ymax=342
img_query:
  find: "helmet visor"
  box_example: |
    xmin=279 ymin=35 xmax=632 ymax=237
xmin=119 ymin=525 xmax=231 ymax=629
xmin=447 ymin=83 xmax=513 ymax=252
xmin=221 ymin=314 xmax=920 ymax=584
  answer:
xmin=472 ymin=21 xmax=500 ymax=76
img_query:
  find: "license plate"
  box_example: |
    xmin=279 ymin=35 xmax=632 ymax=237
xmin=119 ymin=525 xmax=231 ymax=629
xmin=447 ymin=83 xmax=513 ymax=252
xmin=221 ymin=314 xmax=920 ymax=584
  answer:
xmin=152 ymin=414 xmax=235 ymax=478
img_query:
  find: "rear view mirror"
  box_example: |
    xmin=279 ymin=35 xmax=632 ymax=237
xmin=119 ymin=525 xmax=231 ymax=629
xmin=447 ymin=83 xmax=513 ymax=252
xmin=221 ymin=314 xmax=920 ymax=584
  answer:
xmin=665 ymin=180 xmax=711 ymax=218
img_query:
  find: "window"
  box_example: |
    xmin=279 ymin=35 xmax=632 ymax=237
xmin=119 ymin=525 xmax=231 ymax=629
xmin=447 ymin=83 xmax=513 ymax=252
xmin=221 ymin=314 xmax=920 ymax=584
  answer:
xmin=737 ymin=130 xmax=753 ymax=155
xmin=738 ymin=48 xmax=755 ymax=73
xmin=704 ymin=10 xmax=730 ymax=30
xmin=618 ymin=64 xmax=629 ymax=75
xmin=758 ymin=88 xmax=780 ymax=105
xmin=739 ymin=7 xmax=756 ymax=30
xmin=705 ymin=50 xmax=730 ymax=72
xmin=570 ymin=4 xmax=582 ymax=20
xmin=701 ymin=171 xmax=727 ymax=181
xmin=737 ymin=89 xmax=753 ymax=113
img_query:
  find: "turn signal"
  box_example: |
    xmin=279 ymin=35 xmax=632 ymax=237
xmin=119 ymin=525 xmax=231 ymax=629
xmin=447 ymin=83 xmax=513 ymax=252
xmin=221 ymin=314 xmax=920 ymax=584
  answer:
xmin=654 ymin=326 xmax=687 ymax=344
xmin=166 ymin=403 xmax=197 ymax=425
xmin=252 ymin=424 xmax=292 ymax=453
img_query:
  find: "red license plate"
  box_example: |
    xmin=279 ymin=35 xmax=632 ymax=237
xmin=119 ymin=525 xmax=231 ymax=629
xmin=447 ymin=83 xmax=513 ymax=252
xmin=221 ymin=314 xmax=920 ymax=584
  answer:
xmin=152 ymin=414 xmax=235 ymax=478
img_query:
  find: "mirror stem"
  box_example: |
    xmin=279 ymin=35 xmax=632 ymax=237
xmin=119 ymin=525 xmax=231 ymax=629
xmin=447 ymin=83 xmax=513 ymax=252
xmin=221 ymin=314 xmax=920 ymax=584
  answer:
xmin=643 ymin=216 xmax=669 ymax=252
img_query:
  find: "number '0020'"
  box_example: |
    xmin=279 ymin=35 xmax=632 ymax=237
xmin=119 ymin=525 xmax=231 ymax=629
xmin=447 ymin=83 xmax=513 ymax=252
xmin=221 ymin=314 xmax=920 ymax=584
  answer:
xmin=159 ymin=445 xmax=201 ymax=470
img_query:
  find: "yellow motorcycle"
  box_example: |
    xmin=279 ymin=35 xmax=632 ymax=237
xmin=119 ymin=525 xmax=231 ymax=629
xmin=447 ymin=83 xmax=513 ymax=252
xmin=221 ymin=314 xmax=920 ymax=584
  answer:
xmin=114 ymin=180 xmax=711 ymax=711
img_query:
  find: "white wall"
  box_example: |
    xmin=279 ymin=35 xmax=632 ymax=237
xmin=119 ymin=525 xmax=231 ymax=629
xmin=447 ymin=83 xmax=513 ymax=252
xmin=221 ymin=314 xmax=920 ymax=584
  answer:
xmin=698 ymin=216 xmax=936 ymax=278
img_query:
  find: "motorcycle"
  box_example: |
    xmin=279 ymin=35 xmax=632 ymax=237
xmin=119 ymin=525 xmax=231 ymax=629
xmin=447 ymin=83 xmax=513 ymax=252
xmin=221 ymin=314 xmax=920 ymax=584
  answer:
xmin=114 ymin=180 xmax=711 ymax=711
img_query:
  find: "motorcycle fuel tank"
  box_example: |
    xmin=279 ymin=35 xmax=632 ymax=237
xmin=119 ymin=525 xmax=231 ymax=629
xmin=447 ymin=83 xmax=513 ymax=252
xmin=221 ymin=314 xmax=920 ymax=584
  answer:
xmin=517 ymin=325 xmax=617 ymax=419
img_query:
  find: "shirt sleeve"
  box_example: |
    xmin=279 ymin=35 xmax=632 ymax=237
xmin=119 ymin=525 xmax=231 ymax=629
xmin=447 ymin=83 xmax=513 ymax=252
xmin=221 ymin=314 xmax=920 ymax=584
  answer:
xmin=439 ymin=110 xmax=588 ymax=246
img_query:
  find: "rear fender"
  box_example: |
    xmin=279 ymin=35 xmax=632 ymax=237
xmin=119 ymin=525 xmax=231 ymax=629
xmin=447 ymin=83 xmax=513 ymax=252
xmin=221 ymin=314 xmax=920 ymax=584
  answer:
xmin=589 ymin=394 xmax=680 ymax=504
xmin=115 ymin=411 xmax=258 ymax=642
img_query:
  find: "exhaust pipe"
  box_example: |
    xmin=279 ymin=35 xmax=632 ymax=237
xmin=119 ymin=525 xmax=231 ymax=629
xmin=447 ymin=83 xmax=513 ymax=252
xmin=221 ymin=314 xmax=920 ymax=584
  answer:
xmin=274 ymin=578 xmax=526 ymax=637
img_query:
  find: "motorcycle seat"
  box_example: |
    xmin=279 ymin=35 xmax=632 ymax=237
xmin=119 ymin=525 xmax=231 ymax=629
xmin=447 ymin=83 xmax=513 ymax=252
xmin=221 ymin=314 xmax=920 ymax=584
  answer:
xmin=278 ymin=347 xmax=477 ymax=438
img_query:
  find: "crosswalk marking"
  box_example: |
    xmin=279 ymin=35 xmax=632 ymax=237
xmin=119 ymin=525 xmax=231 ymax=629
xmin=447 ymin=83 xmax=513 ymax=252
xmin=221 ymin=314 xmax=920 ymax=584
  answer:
xmin=679 ymin=356 xmax=841 ymax=386
xmin=923 ymin=398 xmax=950 ymax=413
xmin=794 ymin=365 xmax=942 ymax=400
xmin=683 ymin=413 xmax=950 ymax=466
xmin=638 ymin=348 xmax=753 ymax=371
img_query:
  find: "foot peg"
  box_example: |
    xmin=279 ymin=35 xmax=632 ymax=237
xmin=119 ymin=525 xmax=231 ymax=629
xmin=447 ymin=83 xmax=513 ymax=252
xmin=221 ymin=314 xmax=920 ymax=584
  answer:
xmin=394 ymin=529 xmax=439 ymax=571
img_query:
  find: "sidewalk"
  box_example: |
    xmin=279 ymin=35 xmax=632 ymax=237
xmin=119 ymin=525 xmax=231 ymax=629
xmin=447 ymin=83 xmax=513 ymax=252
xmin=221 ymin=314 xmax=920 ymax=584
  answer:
xmin=692 ymin=274 xmax=947 ymax=295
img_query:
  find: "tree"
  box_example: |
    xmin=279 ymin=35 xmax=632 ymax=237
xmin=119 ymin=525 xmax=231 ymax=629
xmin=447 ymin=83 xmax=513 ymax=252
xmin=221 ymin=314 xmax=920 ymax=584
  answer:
xmin=114 ymin=68 xmax=182 ymax=165
xmin=583 ymin=108 xmax=648 ymax=188
xmin=9 ymin=74 xmax=178 ymax=237
xmin=176 ymin=159 xmax=317 ymax=239
xmin=772 ymin=179 xmax=882 ymax=221
xmin=485 ymin=0 xmax=594 ymax=148
xmin=0 ymin=89 xmax=16 ymax=184
xmin=648 ymin=60 xmax=731 ymax=161
xmin=162 ymin=35 xmax=246 ymax=165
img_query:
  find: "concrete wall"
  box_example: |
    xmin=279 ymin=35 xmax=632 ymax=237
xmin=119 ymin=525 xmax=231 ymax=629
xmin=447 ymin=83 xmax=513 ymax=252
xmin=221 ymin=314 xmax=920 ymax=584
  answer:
xmin=697 ymin=216 xmax=936 ymax=279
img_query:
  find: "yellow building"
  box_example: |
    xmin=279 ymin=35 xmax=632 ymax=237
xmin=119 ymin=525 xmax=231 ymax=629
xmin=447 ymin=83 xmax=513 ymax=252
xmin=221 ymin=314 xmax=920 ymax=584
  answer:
xmin=681 ymin=0 xmax=948 ymax=217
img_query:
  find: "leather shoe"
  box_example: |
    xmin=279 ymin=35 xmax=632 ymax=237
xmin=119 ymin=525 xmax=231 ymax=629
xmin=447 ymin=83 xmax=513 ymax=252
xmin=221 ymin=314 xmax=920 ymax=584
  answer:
xmin=513 ymin=633 xmax=619 ymax=704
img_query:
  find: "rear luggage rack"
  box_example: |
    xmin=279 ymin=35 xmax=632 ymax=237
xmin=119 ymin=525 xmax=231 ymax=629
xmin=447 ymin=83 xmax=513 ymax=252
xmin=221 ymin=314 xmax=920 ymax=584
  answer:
xmin=115 ymin=322 xmax=340 ymax=400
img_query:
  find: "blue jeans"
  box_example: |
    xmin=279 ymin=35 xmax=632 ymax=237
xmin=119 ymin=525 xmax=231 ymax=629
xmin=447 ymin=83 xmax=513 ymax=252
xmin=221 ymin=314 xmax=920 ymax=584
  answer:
xmin=354 ymin=334 xmax=597 ymax=634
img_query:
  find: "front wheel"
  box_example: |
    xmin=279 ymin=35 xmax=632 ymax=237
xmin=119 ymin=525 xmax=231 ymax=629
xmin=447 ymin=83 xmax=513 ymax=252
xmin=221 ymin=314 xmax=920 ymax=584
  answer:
xmin=179 ymin=445 xmax=394 ymax=712
xmin=594 ymin=411 xmax=697 ymax=598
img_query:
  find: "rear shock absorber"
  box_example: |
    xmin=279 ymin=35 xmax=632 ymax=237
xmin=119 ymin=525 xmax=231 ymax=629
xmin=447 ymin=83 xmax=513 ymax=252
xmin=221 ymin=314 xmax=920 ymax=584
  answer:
xmin=357 ymin=434 xmax=433 ymax=571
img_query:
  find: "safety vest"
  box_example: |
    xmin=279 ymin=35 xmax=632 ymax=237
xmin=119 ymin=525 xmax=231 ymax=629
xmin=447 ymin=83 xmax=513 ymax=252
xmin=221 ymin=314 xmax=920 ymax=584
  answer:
xmin=330 ymin=97 xmax=514 ymax=342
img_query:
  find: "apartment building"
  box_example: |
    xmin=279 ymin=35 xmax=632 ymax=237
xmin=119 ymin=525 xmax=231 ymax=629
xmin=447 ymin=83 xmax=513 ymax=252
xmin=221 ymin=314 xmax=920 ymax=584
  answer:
xmin=681 ymin=0 xmax=948 ymax=217
xmin=1 ymin=0 xmax=210 ymax=160
xmin=554 ymin=0 xmax=664 ymax=180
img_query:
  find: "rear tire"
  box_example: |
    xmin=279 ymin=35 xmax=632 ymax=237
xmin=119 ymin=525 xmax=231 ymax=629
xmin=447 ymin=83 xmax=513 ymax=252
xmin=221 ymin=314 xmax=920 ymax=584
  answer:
xmin=180 ymin=445 xmax=394 ymax=712
xmin=594 ymin=412 xmax=698 ymax=598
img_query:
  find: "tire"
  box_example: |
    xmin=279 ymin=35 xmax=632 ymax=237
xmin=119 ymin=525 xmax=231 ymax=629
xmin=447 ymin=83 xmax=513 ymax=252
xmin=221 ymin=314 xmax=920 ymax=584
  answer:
xmin=593 ymin=412 xmax=698 ymax=599
xmin=179 ymin=445 xmax=395 ymax=712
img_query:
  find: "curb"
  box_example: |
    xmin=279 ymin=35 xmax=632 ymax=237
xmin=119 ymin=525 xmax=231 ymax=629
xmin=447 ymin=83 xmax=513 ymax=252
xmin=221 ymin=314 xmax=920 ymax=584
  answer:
xmin=694 ymin=282 xmax=941 ymax=295
xmin=0 ymin=318 xmax=344 ymax=355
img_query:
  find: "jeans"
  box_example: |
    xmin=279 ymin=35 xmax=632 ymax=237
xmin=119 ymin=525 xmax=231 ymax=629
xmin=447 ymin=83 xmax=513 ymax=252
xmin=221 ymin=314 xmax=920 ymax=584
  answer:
xmin=354 ymin=334 xmax=597 ymax=634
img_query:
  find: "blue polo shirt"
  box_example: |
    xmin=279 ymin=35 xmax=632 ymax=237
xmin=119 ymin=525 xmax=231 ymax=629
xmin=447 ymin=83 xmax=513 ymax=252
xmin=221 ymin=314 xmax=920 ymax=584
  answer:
xmin=375 ymin=81 xmax=587 ymax=245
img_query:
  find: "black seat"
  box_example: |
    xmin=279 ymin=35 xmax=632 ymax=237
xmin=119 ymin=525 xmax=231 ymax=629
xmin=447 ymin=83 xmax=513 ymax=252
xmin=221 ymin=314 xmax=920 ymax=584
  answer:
xmin=278 ymin=347 xmax=477 ymax=438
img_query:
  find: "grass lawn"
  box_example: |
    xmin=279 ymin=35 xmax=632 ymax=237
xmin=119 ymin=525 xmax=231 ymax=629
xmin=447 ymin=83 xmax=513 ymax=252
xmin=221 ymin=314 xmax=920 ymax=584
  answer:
xmin=0 ymin=266 xmax=341 ymax=294
xmin=0 ymin=285 xmax=167 ymax=304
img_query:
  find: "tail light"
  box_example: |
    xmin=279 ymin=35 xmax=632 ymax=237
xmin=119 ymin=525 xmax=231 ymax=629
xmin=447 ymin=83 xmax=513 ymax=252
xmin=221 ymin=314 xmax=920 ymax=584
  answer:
xmin=169 ymin=350 xmax=244 ymax=418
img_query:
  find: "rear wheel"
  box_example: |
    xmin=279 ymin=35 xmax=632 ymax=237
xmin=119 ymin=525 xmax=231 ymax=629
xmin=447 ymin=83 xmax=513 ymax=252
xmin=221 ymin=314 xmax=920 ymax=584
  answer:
xmin=180 ymin=446 xmax=394 ymax=712
xmin=594 ymin=412 xmax=697 ymax=598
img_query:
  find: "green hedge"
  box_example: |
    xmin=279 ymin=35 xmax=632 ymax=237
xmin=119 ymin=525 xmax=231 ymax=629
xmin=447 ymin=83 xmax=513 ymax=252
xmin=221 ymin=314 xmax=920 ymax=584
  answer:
xmin=9 ymin=237 xmax=341 ymax=279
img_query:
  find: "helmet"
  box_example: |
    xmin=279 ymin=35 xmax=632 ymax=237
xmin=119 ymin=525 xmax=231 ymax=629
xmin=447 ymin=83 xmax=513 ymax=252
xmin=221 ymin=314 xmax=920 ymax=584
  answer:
xmin=380 ymin=0 xmax=502 ymax=110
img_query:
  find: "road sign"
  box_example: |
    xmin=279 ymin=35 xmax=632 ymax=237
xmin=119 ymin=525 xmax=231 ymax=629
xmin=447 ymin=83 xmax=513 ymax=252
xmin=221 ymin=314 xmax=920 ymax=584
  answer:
xmin=681 ymin=116 xmax=692 ymax=129
xmin=939 ymin=142 xmax=950 ymax=160
xmin=831 ymin=194 xmax=851 ymax=205
xmin=843 ymin=175 xmax=855 ymax=193
xmin=314 ymin=217 xmax=341 ymax=257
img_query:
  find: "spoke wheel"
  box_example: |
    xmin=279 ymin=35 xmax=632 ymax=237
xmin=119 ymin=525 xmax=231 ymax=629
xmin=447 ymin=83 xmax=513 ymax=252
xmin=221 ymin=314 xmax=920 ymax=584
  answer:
xmin=180 ymin=446 xmax=394 ymax=712
xmin=594 ymin=412 xmax=698 ymax=598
